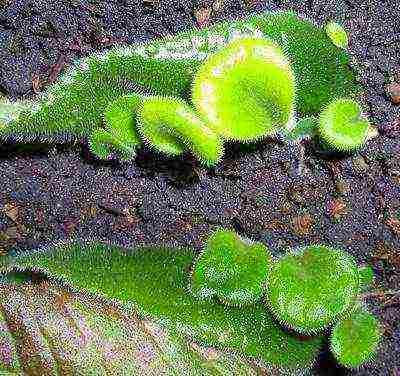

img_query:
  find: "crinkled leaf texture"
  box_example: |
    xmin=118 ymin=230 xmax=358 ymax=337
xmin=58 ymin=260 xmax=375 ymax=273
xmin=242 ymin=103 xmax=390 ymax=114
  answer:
xmin=0 ymin=278 xmax=271 ymax=376
xmin=0 ymin=240 xmax=323 ymax=375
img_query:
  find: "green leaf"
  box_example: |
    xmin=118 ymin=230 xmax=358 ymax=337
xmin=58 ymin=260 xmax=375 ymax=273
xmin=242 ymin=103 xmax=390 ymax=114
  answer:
xmin=325 ymin=21 xmax=349 ymax=49
xmin=1 ymin=240 xmax=323 ymax=372
xmin=103 ymin=93 xmax=143 ymax=157
xmin=265 ymin=245 xmax=360 ymax=334
xmin=88 ymin=128 xmax=115 ymax=160
xmin=330 ymin=307 xmax=381 ymax=368
xmin=191 ymin=228 xmax=273 ymax=306
xmin=0 ymin=275 xmax=269 ymax=375
xmin=137 ymin=95 xmax=224 ymax=167
xmin=318 ymin=98 xmax=370 ymax=153
xmin=192 ymin=37 xmax=296 ymax=141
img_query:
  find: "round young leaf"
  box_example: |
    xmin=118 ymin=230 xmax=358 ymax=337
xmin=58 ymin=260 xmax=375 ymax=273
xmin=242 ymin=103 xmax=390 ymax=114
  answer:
xmin=265 ymin=245 xmax=360 ymax=334
xmin=330 ymin=307 xmax=381 ymax=368
xmin=192 ymin=38 xmax=296 ymax=141
xmin=318 ymin=98 xmax=370 ymax=153
xmin=192 ymin=229 xmax=273 ymax=306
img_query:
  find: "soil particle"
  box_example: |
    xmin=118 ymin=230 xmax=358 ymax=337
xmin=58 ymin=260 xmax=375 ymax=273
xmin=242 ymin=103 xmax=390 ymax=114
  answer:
xmin=386 ymin=82 xmax=400 ymax=105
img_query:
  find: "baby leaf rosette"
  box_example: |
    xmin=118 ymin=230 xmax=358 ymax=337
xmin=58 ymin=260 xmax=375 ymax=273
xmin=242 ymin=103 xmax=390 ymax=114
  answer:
xmin=264 ymin=245 xmax=360 ymax=334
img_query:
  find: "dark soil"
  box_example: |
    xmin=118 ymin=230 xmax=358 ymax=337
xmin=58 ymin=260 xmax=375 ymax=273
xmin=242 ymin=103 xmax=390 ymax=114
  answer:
xmin=0 ymin=0 xmax=399 ymax=375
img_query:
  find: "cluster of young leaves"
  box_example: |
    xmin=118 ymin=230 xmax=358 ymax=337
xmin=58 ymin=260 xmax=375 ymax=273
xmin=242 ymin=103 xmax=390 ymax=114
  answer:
xmin=89 ymin=28 xmax=376 ymax=164
xmin=0 ymin=10 xmax=365 ymax=166
xmin=88 ymin=36 xmax=296 ymax=167
xmin=281 ymin=96 xmax=377 ymax=155
xmin=191 ymin=229 xmax=382 ymax=369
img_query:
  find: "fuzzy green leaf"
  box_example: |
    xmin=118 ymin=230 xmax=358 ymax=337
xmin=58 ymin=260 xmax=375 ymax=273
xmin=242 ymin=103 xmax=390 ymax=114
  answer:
xmin=265 ymin=245 xmax=360 ymax=334
xmin=1 ymin=241 xmax=323 ymax=371
xmin=88 ymin=128 xmax=116 ymax=160
xmin=192 ymin=37 xmax=296 ymax=142
xmin=191 ymin=229 xmax=273 ymax=306
xmin=358 ymin=265 xmax=374 ymax=291
xmin=103 ymin=93 xmax=143 ymax=149
xmin=318 ymin=98 xmax=370 ymax=152
xmin=330 ymin=307 xmax=381 ymax=369
xmin=137 ymin=96 xmax=224 ymax=167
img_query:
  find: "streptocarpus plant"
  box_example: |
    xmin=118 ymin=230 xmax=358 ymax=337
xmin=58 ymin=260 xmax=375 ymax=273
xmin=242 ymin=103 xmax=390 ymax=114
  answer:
xmin=0 ymin=239 xmax=323 ymax=374
xmin=0 ymin=10 xmax=361 ymax=166
xmin=0 ymin=230 xmax=390 ymax=372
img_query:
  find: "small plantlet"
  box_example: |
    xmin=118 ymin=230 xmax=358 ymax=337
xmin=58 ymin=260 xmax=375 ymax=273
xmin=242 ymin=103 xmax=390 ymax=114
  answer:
xmin=137 ymin=95 xmax=224 ymax=167
xmin=191 ymin=228 xmax=273 ymax=306
xmin=330 ymin=306 xmax=381 ymax=368
xmin=192 ymin=37 xmax=296 ymax=142
xmin=317 ymin=98 xmax=373 ymax=153
xmin=0 ymin=11 xmax=361 ymax=166
xmin=325 ymin=21 xmax=349 ymax=49
xmin=264 ymin=245 xmax=360 ymax=334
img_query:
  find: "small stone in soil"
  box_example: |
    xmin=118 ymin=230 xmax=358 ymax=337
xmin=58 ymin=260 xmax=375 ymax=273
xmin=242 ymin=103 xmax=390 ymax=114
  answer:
xmin=385 ymin=82 xmax=400 ymax=104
